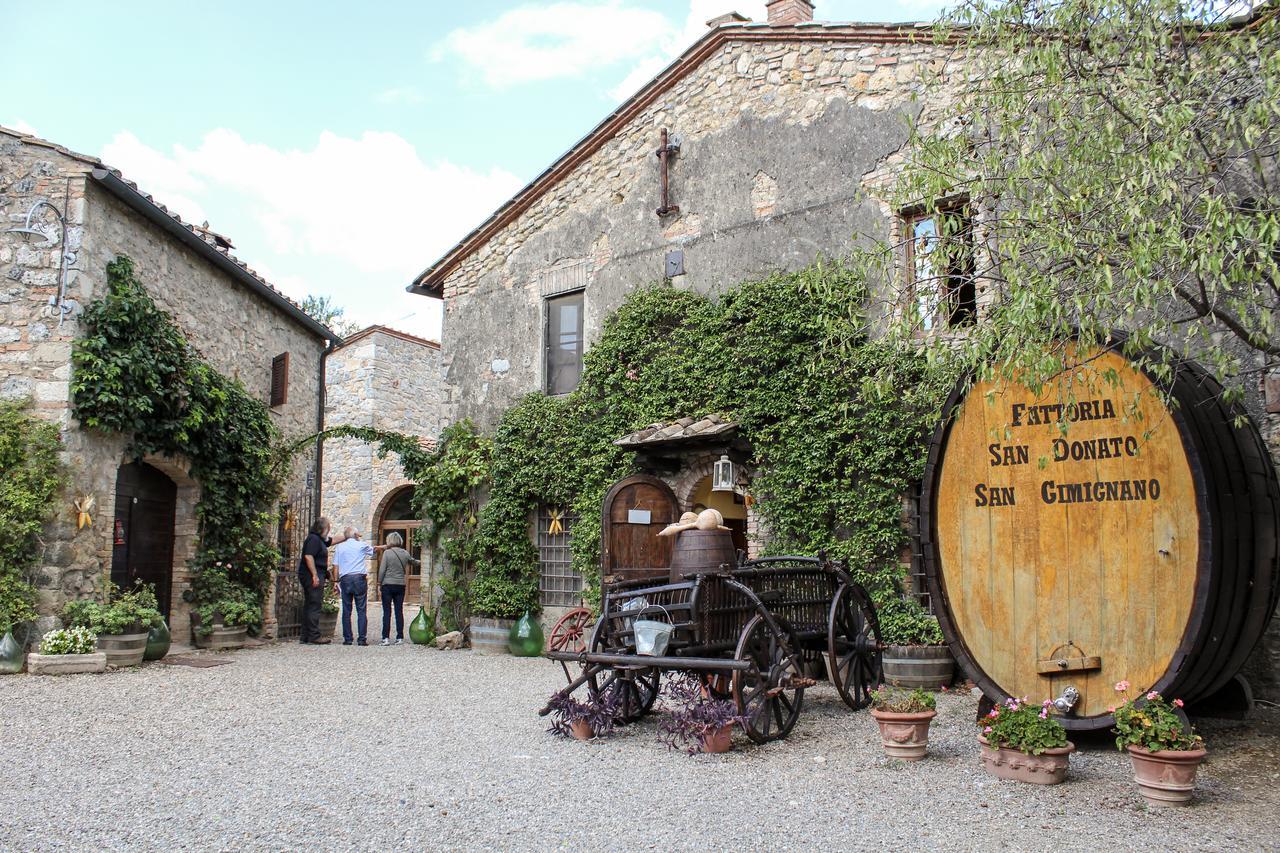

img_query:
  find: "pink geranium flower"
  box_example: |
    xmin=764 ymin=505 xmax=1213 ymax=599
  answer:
xmin=1114 ymin=680 xmax=1130 ymax=692
xmin=983 ymin=726 xmax=992 ymax=733
xmin=1173 ymin=698 xmax=1184 ymax=708
xmin=1146 ymin=691 xmax=1159 ymax=701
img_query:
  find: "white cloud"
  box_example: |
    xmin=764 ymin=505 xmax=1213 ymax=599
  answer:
xmin=7 ymin=118 xmax=39 ymax=136
xmin=432 ymin=1 xmax=675 ymax=88
xmin=98 ymin=129 xmax=523 ymax=341
xmin=375 ymin=86 xmax=425 ymax=105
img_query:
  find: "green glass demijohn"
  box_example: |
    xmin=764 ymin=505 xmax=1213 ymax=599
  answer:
xmin=144 ymin=620 xmax=171 ymax=661
xmin=0 ymin=631 xmax=24 ymax=675
xmin=508 ymin=611 xmax=544 ymax=657
xmin=409 ymin=607 xmax=434 ymax=645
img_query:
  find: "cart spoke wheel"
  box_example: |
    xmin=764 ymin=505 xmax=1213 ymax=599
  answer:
xmin=828 ymin=584 xmax=884 ymax=710
xmin=548 ymin=607 xmax=594 ymax=654
xmin=732 ymin=614 xmax=805 ymax=744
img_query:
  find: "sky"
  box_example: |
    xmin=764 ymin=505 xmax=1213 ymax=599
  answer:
xmin=4 ymin=0 xmax=947 ymax=341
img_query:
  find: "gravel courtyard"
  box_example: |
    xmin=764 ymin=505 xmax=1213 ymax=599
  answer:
xmin=2 ymin=641 xmax=1278 ymax=852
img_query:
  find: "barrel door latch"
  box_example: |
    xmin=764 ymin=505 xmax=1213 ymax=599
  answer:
xmin=1037 ymin=642 xmax=1102 ymax=675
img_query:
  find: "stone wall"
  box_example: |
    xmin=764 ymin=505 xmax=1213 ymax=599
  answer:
xmin=321 ymin=328 xmax=444 ymax=544
xmin=0 ymin=131 xmax=329 ymax=639
xmin=435 ymin=33 xmax=959 ymax=428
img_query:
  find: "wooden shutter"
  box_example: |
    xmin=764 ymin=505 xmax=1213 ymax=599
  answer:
xmin=270 ymin=352 xmax=289 ymax=407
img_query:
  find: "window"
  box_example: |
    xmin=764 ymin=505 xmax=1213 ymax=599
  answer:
xmin=270 ymin=352 xmax=290 ymax=407
xmin=544 ymin=291 xmax=584 ymax=395
xmin=905 ymin=201 xmax=976 ymax=331
xmin=537 ymin=506 xmax=581 ymax=607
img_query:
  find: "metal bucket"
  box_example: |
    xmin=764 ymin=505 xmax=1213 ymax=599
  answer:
xmin=633 ymin=604 xmax=673 ymax=657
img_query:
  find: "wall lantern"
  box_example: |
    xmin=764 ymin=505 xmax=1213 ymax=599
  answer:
xmin=712 ymin=455 xmax=736 ymax=493
xmin=6 ymin=199 xmax=81 ymax=326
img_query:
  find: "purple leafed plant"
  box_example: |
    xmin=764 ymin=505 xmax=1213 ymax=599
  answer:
xmin=658 ymin=673 xmax=745 ymax=755
xmin=546 ymin=688 xmax=622 ymax=739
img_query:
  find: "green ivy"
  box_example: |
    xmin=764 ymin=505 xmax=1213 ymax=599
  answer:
xmin=0 ymin=402 xmax=64 ymax=633
xmin=71 ymin=256 xmax=286 ymax=635
xmin=471 ymin=261 xmax=956 ymax=618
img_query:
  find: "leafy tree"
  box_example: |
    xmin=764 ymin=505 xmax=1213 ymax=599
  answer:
xmin=301 ymin=294 xmax=361 ymax=338
xmin=877 ymin=0 xmax=1278 ymax=405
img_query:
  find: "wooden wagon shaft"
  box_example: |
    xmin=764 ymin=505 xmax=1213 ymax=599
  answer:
xmin=537 ymin=663 xmax=607 ymax=716
xmin=546 ymin=649 xmax=753 ymax=672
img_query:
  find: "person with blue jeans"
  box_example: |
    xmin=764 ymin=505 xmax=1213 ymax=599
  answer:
xmin=377 ymin=532 xmax=421 ymax=645
xmin=333 ymin=526 xmax=386 ymax=646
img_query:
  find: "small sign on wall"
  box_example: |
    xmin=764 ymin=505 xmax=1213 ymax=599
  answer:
xmin=627 ymin=509 xmax=652 ymax=525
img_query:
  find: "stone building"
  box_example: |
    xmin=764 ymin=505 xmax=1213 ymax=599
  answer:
xmin=403 ymin=2 xmax=1280 ymax=697
xmin=321 ymin=325 xmax=444 ymax=603
xmin=0 ymin=127 xmax=334 ymax=641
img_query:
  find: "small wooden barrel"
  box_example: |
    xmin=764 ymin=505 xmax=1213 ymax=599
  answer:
xmin=921 ymin=343 xmax=1280 ymax=730
xmin=669 ymin=529 xmax=736 ymax=581
xmin=883 ymin=645 xmax=955 ymax=690
xmin=470 ymin=617 xmax=515 ymax=655
xmin=96 ymin=632 xmax=148 ymax=667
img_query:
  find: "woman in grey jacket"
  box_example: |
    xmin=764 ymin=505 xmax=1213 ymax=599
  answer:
xmin=378 ymin=532 xmax=420 ymax=645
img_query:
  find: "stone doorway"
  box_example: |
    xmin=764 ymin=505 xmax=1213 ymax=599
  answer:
xmin=111 ymin=461 xmax=177 ymax=620
xmin=374 ymin=485 xmax=425 ymax=603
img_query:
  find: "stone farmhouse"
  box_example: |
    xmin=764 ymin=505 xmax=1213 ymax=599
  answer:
xmin=404 ymin=1 xmax=970 ymax=617
xmin=321 ymin=324 xmax=444 ymax=605
xmin=0 ymin=127 xmax=335 ymax=641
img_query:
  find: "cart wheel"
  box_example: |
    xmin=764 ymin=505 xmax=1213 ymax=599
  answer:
xmin=590 ymin=666 xmax=660 ymax=723
xmin=548 ymin=607 xmax=593 ymax=654
xmin=732 ymin=614 xmax=806 ymax=743
xmin=828 ymin=583 xmax=884 ymax=711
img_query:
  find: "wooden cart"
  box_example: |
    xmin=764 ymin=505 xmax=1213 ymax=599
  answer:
xmin=544 ymin=555 xmax=883 ymax=743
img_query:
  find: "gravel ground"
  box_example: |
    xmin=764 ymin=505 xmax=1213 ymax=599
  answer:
xmin=1 ymin=642 xmax=1278 ymax=852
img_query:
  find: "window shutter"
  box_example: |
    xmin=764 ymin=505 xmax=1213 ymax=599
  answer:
xmin=270 ymin=352 xmax=290 ymax=407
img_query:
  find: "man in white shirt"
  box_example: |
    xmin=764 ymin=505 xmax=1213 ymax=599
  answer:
xmin=333 ymin=526 xmax=387 ymax=646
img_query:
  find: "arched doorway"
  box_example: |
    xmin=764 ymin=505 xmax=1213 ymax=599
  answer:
xmin=690 ymin=475 xmax=749 ymax=555
xmin=375 ymin=486 xmax=424 ymax=602
xmin=111 ymin=461 xmax=177 ymax=619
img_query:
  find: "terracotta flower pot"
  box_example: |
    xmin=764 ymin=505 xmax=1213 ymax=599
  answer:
xmin=871 ymin=708 xmax=936 ymax=761
xmin=978 ymin=735 xmax=1075 ymax=785
xmin=701 ymin=724 xmax=734 ymax=754
xmin=1127 ymin=745 xmax=1207 ymax=806
xmin=569 ymin=719 xmax=594 ymax=741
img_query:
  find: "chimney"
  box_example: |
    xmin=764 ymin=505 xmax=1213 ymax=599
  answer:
xmin=765 ymin=0 xmax=814 ymax=25
xmin=706 ymin=11 xmax=749 ymax=28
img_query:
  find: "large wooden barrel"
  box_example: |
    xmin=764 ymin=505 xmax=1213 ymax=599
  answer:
xmin=921 ymin=343 xmax=1280 ymax=730
xmin=669 ymin=529 xmax=736 ymax=581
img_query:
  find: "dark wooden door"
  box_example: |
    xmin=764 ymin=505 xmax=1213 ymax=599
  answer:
xmin=601 ymin=475 xmax=678 ymax=583
xmin=111 ymin=462 xmax=176 ymax=619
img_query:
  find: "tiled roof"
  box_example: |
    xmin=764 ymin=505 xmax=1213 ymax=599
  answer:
xmin=615 ymin=414 xmax=737 ymax=448
xmin=0 ymin=125 xmax=334 ymax=341
xmin=335 ymin=324 xmax=441 ymax=351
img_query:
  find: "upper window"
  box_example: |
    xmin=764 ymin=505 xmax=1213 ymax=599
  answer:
xmin=905 ymin=201 xmax=976 ymax=332
xmin=270 ymin=352 xmax=290 ymax=407
xmin=545 ymin=290 xmax=584 ymax=395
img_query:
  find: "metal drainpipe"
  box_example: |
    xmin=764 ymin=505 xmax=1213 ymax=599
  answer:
xmin=314 ymin=338 xmax=337 ymax=524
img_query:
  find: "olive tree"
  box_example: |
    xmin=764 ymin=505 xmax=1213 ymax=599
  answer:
xmin=875 ymin=0 xmax=1278 ymax=406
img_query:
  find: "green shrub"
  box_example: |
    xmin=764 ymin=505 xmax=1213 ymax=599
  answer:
xmin=876 ymin=594 xmax=945 ymax=646
xmin=0 ymin=402 xmax=64 ymax=633
xmin=62 ymin=582 xmax=163 ymax=635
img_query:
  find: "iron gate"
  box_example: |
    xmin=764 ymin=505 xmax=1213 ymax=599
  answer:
xmin=274 ymin=485 xmax=315 ymax=639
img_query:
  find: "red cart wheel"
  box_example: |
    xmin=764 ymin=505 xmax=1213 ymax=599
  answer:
xmin=548 ymin=607 xmax=593 ymax=654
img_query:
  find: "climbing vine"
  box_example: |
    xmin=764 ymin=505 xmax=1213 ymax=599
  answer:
xmin=71 ymin=256 xmax=285 ymax=633
xmin=0 ymin=402 xmax=64 ymax=633
xmin=470 ymin=261 xmax=957 ymax=619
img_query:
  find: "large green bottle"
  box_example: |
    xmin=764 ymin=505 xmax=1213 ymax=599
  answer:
xmin=0 ymin=631 xmax=24 ymax=675
xmin=144 ymin=620 xmax=171 ymax=661
xmin=508 ymin=611 xmax=544 ymax=657
xmin=409 ymin=607 xmax=434 ymax=645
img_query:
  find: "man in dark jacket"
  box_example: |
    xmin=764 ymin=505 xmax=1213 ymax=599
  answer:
xmin=298 ymin=517 xmax=349 ymax=644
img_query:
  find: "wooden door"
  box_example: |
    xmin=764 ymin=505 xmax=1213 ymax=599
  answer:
xmin=111 ymin=462 xmax=177 ymax=619
xmin=601 ymin=475 xmax=678 ymax=583
xmin=375 ymin=524 xmax=423 ymax=603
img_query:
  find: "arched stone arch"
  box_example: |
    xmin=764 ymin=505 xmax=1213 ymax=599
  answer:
xmin=370 ymin=479 xmax=415 ymax=536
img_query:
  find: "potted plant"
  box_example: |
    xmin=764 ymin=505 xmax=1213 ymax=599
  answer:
xmin=0 ymin=592 xmax=39 ymax=675
xmin=876 ymin=588 xmax=954 ymax=690
xmin=869 ymin=685 xmax=937 ymax=761
xmin=62 ymin=582 xmax=163 ymax=667
xmin=27 ymin=627 xmax=107 ymax=676
xmin=319 ymin=586 xmax=340 ymax=641
xmin=546 ymin=689 xmax=622 ymax=741
xmin=188 ymin=567 xmax=260 ymax=649
xmin=658 ymin=674 xmax=745 ymax=755
xmin=978 ymin=697 xmax=1075 ymax=785
xmin=1111 ymin=680 xmax=1207 ymax=807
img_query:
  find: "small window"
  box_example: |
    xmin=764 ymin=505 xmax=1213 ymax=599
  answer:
xmin=544 ymin=291 xmax=584 ymax=395
xmin=537 ymin=506 xmax=581 ymax=608
xmin=270 ymin=352 xmax=290 ymax=407
xmin=905 ymin=201 xmax=976 ymax=331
